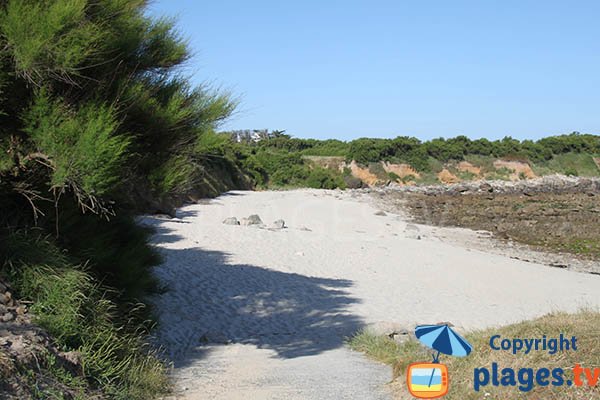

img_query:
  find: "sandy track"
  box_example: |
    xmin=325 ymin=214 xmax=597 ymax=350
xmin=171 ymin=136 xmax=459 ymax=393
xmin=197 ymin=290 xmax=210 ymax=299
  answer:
xmin=143 ymin=189 xmax=600 ymax=399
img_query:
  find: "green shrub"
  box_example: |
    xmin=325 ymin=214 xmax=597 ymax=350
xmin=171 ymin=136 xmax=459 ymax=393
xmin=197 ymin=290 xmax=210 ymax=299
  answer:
xmin=2 ymin=232 xmax=168 ymax=399
xmin=388 ymin=172 xmax=400 ymax=182
xmin=305 ymin=167 xmax=346 ymax=189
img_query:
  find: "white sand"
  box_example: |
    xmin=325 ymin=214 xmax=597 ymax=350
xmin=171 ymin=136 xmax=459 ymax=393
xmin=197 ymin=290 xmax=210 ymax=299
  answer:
xmin=144 ymin=189 xmax=600 ymax=399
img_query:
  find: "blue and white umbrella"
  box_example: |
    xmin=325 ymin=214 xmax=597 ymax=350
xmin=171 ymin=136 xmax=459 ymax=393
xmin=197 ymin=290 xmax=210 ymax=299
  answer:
xmin=415 ymin=324 xmax=472 ymax=361
xmin=414 ymin=324 xmax=473 ymax=388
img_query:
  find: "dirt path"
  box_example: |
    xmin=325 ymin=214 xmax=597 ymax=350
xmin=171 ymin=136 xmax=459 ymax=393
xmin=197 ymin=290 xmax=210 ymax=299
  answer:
xmin=144 ymin=189 xmax=600 ymax=399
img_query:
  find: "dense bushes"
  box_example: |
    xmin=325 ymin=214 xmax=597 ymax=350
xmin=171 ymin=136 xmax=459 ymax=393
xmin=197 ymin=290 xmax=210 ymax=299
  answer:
xmin=343 ymin=133 xmax=599 ymax=170
xmin=0 ymin=0 xmax=237 ymax=397
xmin=236 ymin=132 xmax=598 ymax=176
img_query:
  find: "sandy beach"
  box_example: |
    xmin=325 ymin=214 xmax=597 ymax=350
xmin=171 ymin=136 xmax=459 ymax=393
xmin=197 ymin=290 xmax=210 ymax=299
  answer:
xmin=143 ymin=189 xmax=600 ymax=399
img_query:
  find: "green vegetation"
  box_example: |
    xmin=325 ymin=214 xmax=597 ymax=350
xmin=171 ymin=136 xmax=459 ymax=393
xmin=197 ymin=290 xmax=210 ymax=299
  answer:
xmin=0 ymin=0 xmax=237 ymax=397
xmin=223 ymin=131 xmax=599 ymax=188
xmin=350 ymin=310 xmax=600 ymax=399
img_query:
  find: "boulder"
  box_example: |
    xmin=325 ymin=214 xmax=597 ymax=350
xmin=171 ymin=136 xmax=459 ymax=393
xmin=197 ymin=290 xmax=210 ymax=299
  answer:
xmin=241 ymin=214 xmax=263 ymax=226
xmin=271 ymin=219 xmax=286 ymax=229
xmin=222 ymin=217 xmax=240 ymax=225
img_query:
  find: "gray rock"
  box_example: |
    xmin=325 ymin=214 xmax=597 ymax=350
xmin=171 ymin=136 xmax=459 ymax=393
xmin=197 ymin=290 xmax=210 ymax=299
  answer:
xmin=1 ymin=312 xmax=14 ymax=322
xmin=241 ymin=214 xmax=263 ymax=226
xmin=404 ymin=224 xmax=421 ymax=240
xmin=199 ymin=331 xmax=231 ymax=344
xmin=222 ymin=217 xmax=240 ymax=225
xmin=0 ymin=292 xmax=11 ymax=305
xmin=271 ymin=219 xmax=286 ymax=229
xmin=374 ymin=211 xmax=387 ymax=216
xmin=479 ymin=182 xmax=493 ymax=193
xmin=247 ymin=214 xmax=263 ymax=224
xmin=365 ymin=322 xmax=413 ymax=344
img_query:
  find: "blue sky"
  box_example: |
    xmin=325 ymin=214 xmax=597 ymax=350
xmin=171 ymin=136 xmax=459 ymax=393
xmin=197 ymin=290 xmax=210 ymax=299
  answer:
xmin=148 ymin=1 xmax=600 ymax=141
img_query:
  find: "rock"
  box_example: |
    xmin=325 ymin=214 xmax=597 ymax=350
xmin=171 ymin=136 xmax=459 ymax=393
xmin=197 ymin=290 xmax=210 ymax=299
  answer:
xmin=247 ymin=214 xmax=263 ymax=224
xmin=199 ymin=331 xmax=230 ymax=344
xmin=374 ymin=211 xmax=387 ymax=216
xmin=15 ymin=306 xmax=26 ymax=315
xmin=241 ymin=214 xmax=263 ymax=226
xmin=0 ymin=291 xmax=11 ymax=305
xmin=1 ymin=312 xmax=14 ymax=322
xmin=479 ymin=182 xmax=493 ymax=193
xmin=222 ymin=217 xmax=240 ymax=225
xmin=365 ymin=322 xmax=413 ymax=343
xmin=404 ymin=224 xmax=421 ymax=240
xmin=60 ymin=351 xmax=83 ymax=367
xmin=270 ymin=219 xmax=286 ymax=229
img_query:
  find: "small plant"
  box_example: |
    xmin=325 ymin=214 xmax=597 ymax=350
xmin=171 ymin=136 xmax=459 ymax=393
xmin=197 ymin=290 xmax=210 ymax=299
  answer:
xmin=387 ymin=172 xmax=400 ymax=182
xmin=519 ymin=171 xmax=527 ymax=180
xmin=401 ymin=174 xmax=417 ymax=184
xmin=564 ymin=167 xmax=578 ymax=176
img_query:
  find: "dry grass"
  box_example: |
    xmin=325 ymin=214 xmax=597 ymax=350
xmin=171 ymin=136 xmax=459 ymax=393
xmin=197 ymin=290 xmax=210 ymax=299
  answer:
xmin=349 ymin=310 xmax=600 ymax=399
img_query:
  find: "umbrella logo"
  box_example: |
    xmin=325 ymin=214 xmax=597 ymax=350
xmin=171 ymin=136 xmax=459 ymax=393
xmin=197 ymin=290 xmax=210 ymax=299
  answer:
xmin=406 ymin=324 xmax=473 ymax=399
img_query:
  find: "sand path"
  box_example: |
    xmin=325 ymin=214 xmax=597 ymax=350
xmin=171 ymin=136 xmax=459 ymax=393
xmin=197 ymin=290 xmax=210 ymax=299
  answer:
xmin=143 ymin=189 xmax=600 ymax=399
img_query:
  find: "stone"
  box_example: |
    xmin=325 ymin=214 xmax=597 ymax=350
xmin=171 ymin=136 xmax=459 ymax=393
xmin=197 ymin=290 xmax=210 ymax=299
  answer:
xmin=222 ymin=217 xmax=240 ymax=225
xmin=270 ymin=219 xmax=286 ymax=229
xmin=479 ymin=182 xmax=494 ymax=193
xmin=1 ymin=312 xmax=14 ymax=322
xmin=199 ymin=331 xmax=230 ymax=344
xmin=61 ymin=351 xmax=83 ymax=367
xmin=365 ymin=322 xmax=413 ymax=343
xmin=404 ymin=223 xmax=421 ymax=239
xmin=374 ymin=211 xmax=387 ymax=216
xmin=246 ymin=214 xmax=263 ymax=225
xmin=0 ymin=292 xmax=11 ymax=305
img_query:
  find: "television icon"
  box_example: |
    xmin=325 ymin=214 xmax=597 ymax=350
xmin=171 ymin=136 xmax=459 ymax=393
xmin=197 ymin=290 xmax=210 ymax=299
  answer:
xmin=406 ymin=362 xmax=449 ymax=399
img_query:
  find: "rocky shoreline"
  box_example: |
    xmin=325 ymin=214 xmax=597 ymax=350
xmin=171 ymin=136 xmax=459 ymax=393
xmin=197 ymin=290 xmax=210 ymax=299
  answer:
xmin=353 ymin=175 xmax=600 ymax=275
xmin=369 ymin=174 xmax=600 ymax=197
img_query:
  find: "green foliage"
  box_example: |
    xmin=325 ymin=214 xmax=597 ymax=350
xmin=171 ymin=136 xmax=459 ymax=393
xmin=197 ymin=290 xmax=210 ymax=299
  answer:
xmin=387 ymin=172 xmax=400 ymax=182
xmin=533 ymin=152 xmax=600 ymax=177
xmin=149 ymin=155 xmax=197 ymax=198
xmin=0 ymin=1 xmax=242 ymax=397
xmin=304 ymin=166 xmax=346 ymax=189
xmin=0 ymin=0 xmax=102 ymax=84
xmin=3 ymin=232 xmax=168 ymax=399
xmin=367 ymin=162 xmax=387 ymax=180
xmin=24 ymin=93 xmax=129 ymax=198
xmin=233 ymin=132 xmax=599 ymax=179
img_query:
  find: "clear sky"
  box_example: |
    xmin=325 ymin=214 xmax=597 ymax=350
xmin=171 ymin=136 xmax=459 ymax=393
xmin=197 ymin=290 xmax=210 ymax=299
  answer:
xmin=147 ymin=1 xmax=600 ymax=141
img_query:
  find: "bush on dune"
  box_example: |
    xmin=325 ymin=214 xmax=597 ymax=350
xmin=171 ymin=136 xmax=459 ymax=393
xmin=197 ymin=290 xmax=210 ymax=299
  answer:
xmin=0 ymin=0 xmax=236 ymax=397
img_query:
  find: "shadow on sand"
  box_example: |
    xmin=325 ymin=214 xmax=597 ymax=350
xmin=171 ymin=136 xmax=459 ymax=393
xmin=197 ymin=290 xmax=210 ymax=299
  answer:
xmin=148 ymin=218 xmax=364 ymax=369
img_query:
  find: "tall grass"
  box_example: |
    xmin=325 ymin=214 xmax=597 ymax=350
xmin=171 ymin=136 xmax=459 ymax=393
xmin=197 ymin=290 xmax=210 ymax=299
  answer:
xmin=2 ymin=232 xmax=169 ymax=399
